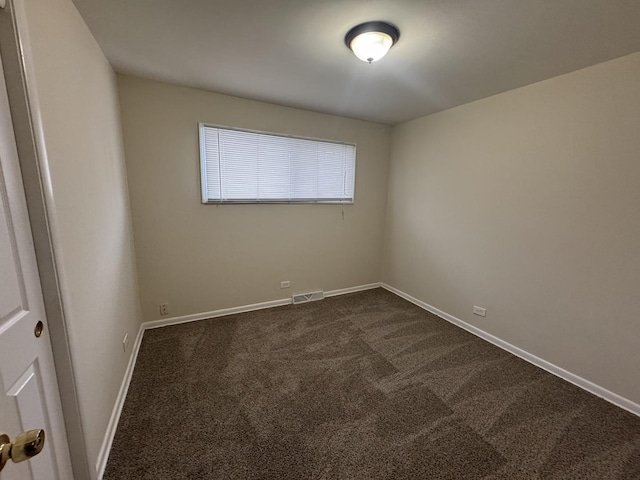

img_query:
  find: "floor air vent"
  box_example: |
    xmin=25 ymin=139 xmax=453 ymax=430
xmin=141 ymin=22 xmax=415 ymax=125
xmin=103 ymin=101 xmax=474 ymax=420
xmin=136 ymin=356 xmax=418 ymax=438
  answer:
xmin=292 ymin=291 xmax=325 ymax=304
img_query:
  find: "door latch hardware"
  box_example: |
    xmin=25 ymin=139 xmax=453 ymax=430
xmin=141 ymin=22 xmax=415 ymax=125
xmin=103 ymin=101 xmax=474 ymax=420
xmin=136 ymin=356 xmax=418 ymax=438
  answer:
xmin=0 ymin=429 xmax=45 ymax=472
xmin=34 ymin=320 xmax=44 ymax=338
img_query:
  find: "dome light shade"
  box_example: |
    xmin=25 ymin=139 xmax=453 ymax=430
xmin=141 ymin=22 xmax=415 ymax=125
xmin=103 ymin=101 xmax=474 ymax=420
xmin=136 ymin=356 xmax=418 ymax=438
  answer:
xmin=345 ymin=21 xmax=400 ymax=63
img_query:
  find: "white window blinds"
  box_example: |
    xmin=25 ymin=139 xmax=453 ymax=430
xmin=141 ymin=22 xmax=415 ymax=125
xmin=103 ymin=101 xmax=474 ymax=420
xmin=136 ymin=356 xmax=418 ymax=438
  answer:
xmin=199 ymin=124 xmax=356 ymax=203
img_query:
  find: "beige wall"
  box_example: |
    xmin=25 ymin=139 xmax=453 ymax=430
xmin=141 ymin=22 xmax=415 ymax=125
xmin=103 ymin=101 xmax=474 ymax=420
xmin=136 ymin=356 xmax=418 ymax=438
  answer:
xmin=117 ymin=75 xmax=390 ymax=322
xmin=383 ymin=52 xmax=640 ymax=405
xmin=20 ymin=0 xmax=142 ymax=473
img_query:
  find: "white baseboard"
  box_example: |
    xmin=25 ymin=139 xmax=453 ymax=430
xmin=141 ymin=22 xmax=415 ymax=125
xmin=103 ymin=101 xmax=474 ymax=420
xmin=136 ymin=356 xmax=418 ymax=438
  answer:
xmin=143 ymin=298 xmax=292 ymax=331
xmin=381 ymin=283 xmax=640 ymax=418
xmin=142 ymin=282 xmax=383 ymax=331
xmin=95 ymin=282 xmax=383 ymax=477
xmin=325 ymin=282 xmax=381 ymax=297
xmin=95 ymin=323 xmax=145 ymax=479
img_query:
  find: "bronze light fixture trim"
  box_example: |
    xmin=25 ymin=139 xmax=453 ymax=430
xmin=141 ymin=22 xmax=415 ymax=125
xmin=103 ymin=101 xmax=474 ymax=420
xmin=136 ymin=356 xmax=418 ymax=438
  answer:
xmin=345 ymin=21 xmax=400 ymax=63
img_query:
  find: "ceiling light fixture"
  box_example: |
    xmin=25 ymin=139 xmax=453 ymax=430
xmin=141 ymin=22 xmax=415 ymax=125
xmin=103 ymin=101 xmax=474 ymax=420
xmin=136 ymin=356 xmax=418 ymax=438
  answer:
xmin=345 ymin=21 xmax=400 ymax=64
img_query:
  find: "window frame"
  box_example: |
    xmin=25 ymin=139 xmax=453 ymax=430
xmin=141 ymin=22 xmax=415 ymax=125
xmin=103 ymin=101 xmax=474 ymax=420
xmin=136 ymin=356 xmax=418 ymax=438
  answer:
xmin=198 ymin=123 xmax=357 ymax=205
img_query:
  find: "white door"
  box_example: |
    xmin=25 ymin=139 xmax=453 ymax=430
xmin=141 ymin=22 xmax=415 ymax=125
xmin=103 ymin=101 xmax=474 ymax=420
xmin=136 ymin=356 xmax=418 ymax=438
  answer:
xmin=0 ymin=48 xmax=73 ymax=479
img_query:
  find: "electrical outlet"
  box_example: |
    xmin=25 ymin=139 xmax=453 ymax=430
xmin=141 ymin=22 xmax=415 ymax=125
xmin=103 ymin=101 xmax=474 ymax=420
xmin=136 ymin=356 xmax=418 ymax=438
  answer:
xmin=473 ymin=306 xmax=487 ymax=317
xmin=160 ymin=303 xmax=169 ymax=316
xmin=280 ymin=281 xmax=291 ymax=289
xmin=122 ymin=333 xmax=129 ymax=352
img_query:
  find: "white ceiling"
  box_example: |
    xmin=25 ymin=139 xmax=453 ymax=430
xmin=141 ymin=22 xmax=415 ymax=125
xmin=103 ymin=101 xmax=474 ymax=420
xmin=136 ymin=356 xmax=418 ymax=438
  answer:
xmin=72 ymin=0 xmax=640 ymax=125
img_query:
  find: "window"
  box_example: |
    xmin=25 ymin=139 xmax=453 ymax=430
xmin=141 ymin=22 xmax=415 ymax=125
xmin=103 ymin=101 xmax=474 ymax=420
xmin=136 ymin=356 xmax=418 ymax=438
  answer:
xmin=199 ymin=124 xmax=356 ymax=204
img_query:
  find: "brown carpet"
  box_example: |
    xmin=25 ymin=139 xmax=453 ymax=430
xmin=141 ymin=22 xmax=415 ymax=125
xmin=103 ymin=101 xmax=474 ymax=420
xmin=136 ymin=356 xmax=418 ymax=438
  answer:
xmin=104 ymin=288 xmax=640 ymax=479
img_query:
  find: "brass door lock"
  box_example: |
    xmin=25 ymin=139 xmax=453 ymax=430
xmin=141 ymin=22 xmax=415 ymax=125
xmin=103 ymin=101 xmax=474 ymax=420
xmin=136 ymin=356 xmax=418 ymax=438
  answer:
xmin=0 ymin=429 xmax=45 ymax=472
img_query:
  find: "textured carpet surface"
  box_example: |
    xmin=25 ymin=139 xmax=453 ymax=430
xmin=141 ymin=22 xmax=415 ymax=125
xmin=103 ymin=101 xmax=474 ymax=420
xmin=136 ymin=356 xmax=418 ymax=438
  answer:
xmin=104 ymin=289 xmax=640 ymax=479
